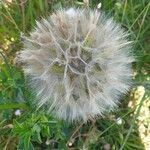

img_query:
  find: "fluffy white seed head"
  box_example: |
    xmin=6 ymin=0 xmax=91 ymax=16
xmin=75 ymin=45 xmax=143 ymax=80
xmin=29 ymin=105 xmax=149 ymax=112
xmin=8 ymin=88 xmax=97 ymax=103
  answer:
xmin=15 ymin=8 xmax=134 ymax=122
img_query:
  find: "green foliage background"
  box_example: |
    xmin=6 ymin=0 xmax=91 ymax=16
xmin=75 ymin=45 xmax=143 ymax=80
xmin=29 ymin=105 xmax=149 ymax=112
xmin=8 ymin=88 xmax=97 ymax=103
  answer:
xmin=0 ymin=0 xmax=149 ymax=149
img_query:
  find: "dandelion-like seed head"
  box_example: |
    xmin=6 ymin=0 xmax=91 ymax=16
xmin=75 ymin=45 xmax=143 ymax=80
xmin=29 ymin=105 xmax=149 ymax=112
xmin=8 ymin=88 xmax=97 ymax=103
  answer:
xmin=15 ymin=8 xmax=134 ymax=122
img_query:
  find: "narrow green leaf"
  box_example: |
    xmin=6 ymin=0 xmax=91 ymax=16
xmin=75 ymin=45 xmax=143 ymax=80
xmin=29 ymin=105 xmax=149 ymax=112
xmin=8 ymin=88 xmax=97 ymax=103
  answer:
xmin=0 ymin=103 xmax=27 ymax=110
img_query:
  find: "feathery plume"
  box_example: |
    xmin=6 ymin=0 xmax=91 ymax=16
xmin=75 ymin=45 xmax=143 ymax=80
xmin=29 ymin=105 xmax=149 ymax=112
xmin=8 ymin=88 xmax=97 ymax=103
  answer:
xmin=15 ymin=8 xmax=134 ymax=122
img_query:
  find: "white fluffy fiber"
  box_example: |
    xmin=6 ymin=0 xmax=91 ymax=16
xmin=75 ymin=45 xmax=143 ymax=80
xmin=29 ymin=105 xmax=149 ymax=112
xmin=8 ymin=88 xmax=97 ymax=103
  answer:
xmin=15 ymin=8 xmax=134 ymax=122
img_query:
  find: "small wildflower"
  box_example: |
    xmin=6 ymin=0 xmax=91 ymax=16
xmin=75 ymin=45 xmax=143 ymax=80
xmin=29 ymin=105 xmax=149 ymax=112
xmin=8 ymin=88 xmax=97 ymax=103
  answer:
xmin=14 ymin=109 xmax=21 ymax=116
xmin=68 ymin=142 xmax=73 ymax=147
xmin=116 ymin=117 xmax=123 ymax=125
xmin=15 ymin=8 xmax=134 ymax=122
xmin=97 ymin=3 xmax=102 ymax=9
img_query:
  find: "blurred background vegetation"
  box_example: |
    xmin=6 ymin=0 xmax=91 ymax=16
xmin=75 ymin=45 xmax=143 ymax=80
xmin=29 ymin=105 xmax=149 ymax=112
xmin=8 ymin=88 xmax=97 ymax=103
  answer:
xmin=0 ymin=0 xmax=149 ymax=149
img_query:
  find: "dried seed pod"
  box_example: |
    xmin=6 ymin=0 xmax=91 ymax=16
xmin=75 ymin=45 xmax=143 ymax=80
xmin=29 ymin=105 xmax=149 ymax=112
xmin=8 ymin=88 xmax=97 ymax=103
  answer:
xmin=15 ymin=8 xmax=134 ymax=122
